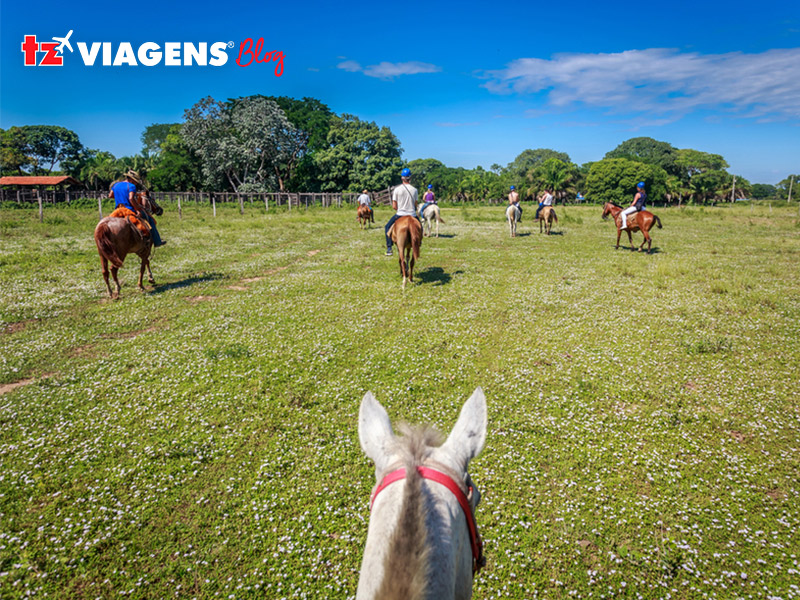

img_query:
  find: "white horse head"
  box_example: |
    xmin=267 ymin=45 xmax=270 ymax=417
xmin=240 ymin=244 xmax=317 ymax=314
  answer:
xmin=357 ymin=388 xmax=487 ymax=600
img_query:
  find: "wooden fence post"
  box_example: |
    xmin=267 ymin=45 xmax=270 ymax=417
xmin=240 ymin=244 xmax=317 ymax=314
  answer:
xmin=177 ymin=193 xmax=182 ymax=220
xmin=37 ymin=188 xmax=43 ymax=222
xmin=98 ymin=195 xmax=103 ymax=220
xmin=212 ymin=193 xmax=217 ymax=217
xmin=264 ymin=194 xmax=269 ymax=212
xmin=238 ymin=193 xmax=244 ymax=215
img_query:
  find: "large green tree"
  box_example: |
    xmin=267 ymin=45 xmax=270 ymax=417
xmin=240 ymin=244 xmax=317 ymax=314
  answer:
xmin=0 ymin=127 xmax=32 ymax=175
xmin=605 ymin=137 xmax=679 ymax=176
xmin=314 ymin=114 xmax=402 ymax=192
xmin=79 ymin=150 xmax=119 ymax=190
xmin=182 ymin=96 xmax=305 ymax=192
xmin=529 ymin=158 xmax=576 ymax=202
xmin=505 ymin=148 xmax=571 ymax=181
xmin=751 ymin=183 xmax=777 ymax=199
xmin=776 ymin=175 xmax=798 ymax=200
xmin=585 ymin=158 xmax=668 ymax=205
xmin=141 ymin=123 xmax=176 ymax=158
xmin=0 ymin=125 xmax=85 ymax=176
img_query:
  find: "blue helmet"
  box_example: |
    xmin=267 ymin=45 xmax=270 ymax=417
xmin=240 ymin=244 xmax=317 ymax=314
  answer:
xmin=510 ymin=185 xmax=515 ymax=190
xmin=427 ymin=184 xmax=433 ymax=189
xmin=637 ymin=181 xmax=645 ymax=189
xmin=401 ymin=168 xmax=411 ymax=177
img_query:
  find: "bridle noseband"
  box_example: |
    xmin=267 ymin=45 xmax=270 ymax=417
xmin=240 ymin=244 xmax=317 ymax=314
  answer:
xmin=370 ymin=465 xmax=485 ymax=575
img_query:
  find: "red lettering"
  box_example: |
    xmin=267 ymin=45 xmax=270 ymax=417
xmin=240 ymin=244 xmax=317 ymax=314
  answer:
xmin=236 ymin=38 xmax=254 ymax=67
xmin=39 ymin=42 xmax=63 ymax=66
xmin=236 ymin=37 xmax=284 ymax=75
xmin=21 ymin=35 xmax=39 ymax=66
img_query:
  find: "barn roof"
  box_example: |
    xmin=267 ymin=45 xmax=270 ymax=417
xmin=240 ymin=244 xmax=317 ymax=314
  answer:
xmin=0 ymin=176 xmax=82 ymax=187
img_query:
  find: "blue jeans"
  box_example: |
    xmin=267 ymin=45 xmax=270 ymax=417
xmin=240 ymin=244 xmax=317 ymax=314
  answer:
xmin=143 ymin=213 xmax=164 ymax=246
xmin=535 ymin=203 xmax=544 ymax=219
xmin=385 ymin=214 xmax=400 ymax=251
xmin=419 ymin=202 xmax=434 ymax=219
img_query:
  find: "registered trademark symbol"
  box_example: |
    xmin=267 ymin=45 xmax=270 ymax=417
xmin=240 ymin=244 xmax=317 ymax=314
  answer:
xmin=227 ymin=41 xmax=234 ymax=48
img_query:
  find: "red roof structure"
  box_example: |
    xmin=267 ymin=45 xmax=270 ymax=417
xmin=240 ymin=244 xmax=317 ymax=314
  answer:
xmin=0 ymin=176 xmax=82 ymax=187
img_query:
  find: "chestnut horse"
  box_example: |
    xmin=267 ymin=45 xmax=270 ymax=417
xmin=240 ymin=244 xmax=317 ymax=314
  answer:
xmin=538 ymin=206 xmax=558 ymax=235
xmin=389 ymin=216 xmax=422 ymax=288
xmin=601 ymin=202 xmax=662 ymax=253
xmin=94 ymin=192 xmax=163 ymax=298
xmin=357 ymin=204 xmax=374 ymax=229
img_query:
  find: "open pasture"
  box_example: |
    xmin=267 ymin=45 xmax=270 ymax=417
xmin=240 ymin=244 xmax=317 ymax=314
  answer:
xmin=1 ymin=203 xmax=799 ymax=599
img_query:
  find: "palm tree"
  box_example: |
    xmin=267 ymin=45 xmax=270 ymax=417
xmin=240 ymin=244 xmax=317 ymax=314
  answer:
xmin=529 ymin=158 xmax=575 ymax=203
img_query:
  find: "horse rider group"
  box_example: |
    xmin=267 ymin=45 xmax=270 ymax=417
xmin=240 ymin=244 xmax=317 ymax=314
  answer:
xmin=108 ymin=170 xmax=166 ymax=247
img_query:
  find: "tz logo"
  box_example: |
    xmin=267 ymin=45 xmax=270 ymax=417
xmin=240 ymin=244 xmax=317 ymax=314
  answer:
xmin=21 ymin=30 xmax=73 ymax=66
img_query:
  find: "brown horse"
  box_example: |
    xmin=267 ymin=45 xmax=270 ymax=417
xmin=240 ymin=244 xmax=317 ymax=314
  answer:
xmin=389 ymin=216 xmax=422 ymax=288
xmin=94 ymin=192 xmax=163 ymax=298
xmin=539 ymin=206 xmax=558 ymax=235
xmin=357 ymin=204 xmax=374 ymax=229
xmin=601 ymin=202 xmax=662 ymax=253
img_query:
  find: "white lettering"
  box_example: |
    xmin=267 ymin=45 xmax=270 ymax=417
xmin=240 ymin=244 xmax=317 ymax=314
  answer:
xmin=138 ymin=42 xmax=161 ymax=66
xmin=209 ymin=42 xmax=228 ymax=66
xmin=164 ymin=42 xmax=180 ymax=66
xmin=77 ymin=42 xmax=101 ymax=66
xmin=183 ymin=42 xmax=206 ymax=66
xmin=113 ymin=42 xmax=137 ymax=66
xmin=102 ymin=42 xmax=112 ymax=66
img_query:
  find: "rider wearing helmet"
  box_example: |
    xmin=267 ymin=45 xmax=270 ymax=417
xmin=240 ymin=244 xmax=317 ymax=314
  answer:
xmin=418 ymin=184 xmax=437 ymax=220
xmin=384 ymin=168 xmax=418 ymax=256
xmin=508 ymin=185 xmax=521 ymax=222
xmin=620 ymin=181 xmax=647 ymax=230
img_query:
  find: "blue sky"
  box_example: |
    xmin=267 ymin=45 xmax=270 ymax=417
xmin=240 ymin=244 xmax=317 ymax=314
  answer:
xmin=1 ymin=0 xmax=798 ymax=184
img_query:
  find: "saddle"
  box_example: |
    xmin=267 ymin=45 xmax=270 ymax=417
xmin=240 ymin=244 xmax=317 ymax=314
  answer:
xmin=109 ymin=207 xmax=151 ymax=240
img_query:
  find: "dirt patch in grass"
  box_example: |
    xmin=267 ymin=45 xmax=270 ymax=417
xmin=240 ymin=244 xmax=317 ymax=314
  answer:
xmin=227 ymin=285 xmax=249 ymax=291
xmin=241 ymin=277 xmax=263 ymax=283
xmin=307 ymin=249 xmax=321 ymax=257
xmin=729 ymin=430 xmax=746 ymax=442
xmin=0 ymin=379 xmax=35 ymax=395
xmin=187 ymin=296 xmax=217 ymax=303
xmin=3 ymin=319 xmax=36 ymax=335
xmin=265 ymin=267 xmax=288 ymax=276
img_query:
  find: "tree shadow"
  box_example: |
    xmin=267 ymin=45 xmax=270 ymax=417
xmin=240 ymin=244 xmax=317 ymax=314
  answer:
xmin=150 ymin=273 xmax=224 ymax=294
xmin=417 ymin=267 xmax=461 ymax=286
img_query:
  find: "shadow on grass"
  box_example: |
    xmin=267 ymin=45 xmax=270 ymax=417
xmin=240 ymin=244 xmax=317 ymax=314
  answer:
xmin=427 ymin=233 xmax=457 ymax=239
xmin=540 ymin=231 xmax=565 ymax=236
xmin=614 ymin=245 xmax=663 ymax=254
xmin=417 ymin=267 xmax=463 ymax=286
xmin=150 ymin=273 xmax=224 ymax=294
xmin=516 ymin=232 xmax=532 ymax=237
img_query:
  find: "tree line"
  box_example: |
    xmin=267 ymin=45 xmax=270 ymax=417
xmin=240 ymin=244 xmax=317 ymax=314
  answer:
xmin=1 ymin=96 xmax=796 ymax=204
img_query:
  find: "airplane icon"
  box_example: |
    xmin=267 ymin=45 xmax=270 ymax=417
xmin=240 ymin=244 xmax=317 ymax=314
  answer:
xmin=52 ymin=30 xmax=73 ymax=54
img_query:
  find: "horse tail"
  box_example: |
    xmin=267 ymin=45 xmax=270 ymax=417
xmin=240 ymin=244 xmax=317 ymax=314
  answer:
xmin=95 ymin=221 xmax=124 ymax=268
xmin=411 ymin=220 xmax=422 ymax=261
xmin=435 ymin=207 xmax=445 ymax=224
xmin=654 ymin=215 xmax=663 ymax=229
xmin=552 ymin=210 xmax=558 ymax=223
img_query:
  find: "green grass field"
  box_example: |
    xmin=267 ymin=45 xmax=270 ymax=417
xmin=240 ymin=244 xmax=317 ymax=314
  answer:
xmin=1 ymin=202 xmax=799 ymax=599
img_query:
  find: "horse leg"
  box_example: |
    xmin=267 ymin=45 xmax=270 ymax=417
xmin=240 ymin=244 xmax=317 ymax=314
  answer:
xmin=100 ymin=256 xmax=113 ymax=297
xmin=408 ymin=246 xmax=415 ymax=283
xmin=111 ymin=266 xmax=122 ymax=298
xmin=146 ymin=258 xmax=155 ymax=285
xmin=616 ymin=228 xmax=621 ymax=249
xmin=627 ymin=230 xmax=634 ymax=251
xmin=138 ymin=258 xmax=147 ymax=290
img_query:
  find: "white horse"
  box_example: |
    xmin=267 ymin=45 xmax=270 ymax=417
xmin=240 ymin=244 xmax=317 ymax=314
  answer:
xmin=357 ymin=388 xmax=487 ymax=600
xmin=422 ymin=205 xmax=445 ymax=237
xmin=506 ymin=204 xmax=521 ymax=237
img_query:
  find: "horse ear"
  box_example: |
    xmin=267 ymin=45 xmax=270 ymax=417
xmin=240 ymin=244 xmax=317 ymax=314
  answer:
xmin=358 ymin=392 xmax=395 ymax=471
xmin=441 ymin=387 xmax=487 ymax=469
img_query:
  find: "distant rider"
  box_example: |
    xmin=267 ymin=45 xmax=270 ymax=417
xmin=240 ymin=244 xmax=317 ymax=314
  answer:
xmin=385 ymin=168 xmax=418 ymax=256
xmin=418 ymin=184 xmax=436 ymax=220
xmin=508 ymin=185 xmax=521 ymax=221
xmin=536 ymin=189 xmax=554 ymax=220
xmin=620 ymin=182 xmax=647 ymax=230
xmin=358 ymin=188 xmax=374 ymax=222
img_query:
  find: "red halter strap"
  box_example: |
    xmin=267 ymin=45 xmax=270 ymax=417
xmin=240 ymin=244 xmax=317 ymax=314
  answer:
xmin=370 ymin=466 xmax=485 ymax=575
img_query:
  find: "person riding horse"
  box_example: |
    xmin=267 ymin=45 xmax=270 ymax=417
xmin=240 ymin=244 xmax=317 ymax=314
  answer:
xmin=385 ymin=168 xmax=418 ymax=257
xmin=109 ymin=170 xmax=166 ymax=247
xmin=508 ymin=185 xmax=521 ymax=221
xmin=418 ymin=184 xmax=436 ymax=220
xmin=535 ymin=189 xmax=554 ymax=221
xmin=620 ymin=182 xmax=647 ymax=230
xmin=358 ymin=189 xmax=374 ymax=223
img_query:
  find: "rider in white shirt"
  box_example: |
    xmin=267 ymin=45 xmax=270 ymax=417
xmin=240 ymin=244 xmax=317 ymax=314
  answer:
xmin=384 ymin=168 xmax=418 ymax=256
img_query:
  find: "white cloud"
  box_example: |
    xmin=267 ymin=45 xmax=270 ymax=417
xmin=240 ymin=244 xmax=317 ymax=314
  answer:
xmin=482 ymin=48 xmax=800 ymax=121
xmin=337 ymin=60 xmax=441 ymax=79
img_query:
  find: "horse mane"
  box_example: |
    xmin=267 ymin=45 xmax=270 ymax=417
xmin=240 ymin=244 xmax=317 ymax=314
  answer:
xmin=376 ymin=425 xmax=443 ymax=600
xmin=609 ymin=202 xmax=622 ymax=208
